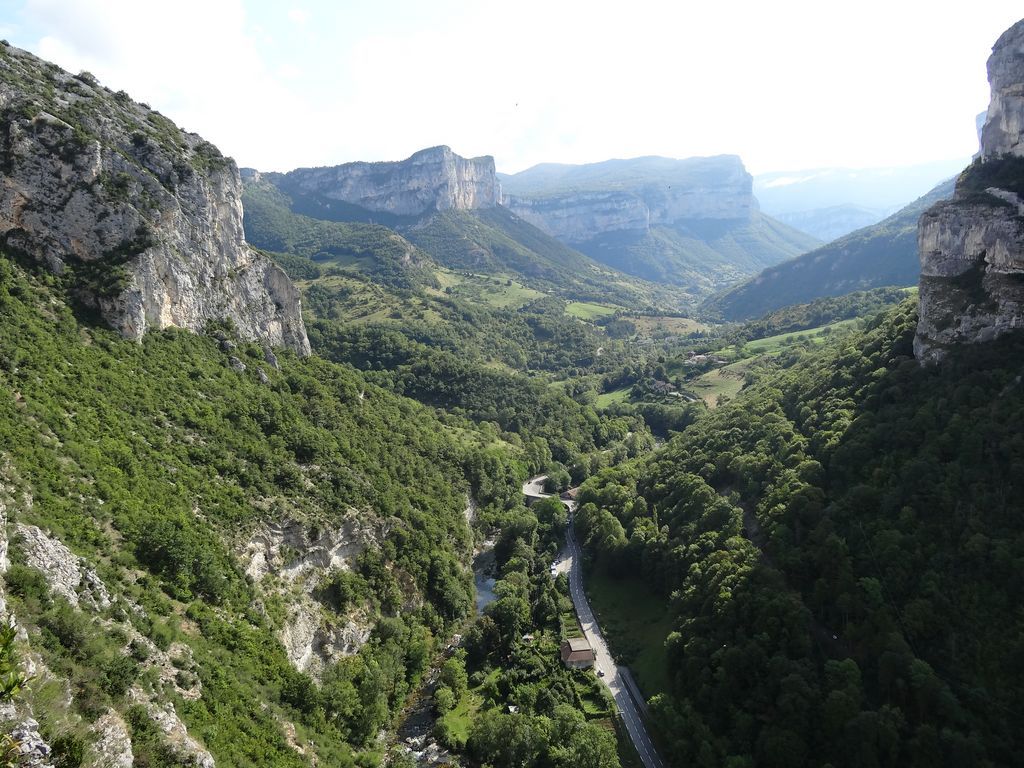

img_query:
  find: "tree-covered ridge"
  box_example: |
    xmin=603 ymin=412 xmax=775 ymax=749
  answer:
xmin=706 ymin=179 xmax=955 ymax=321
xmin=242 ymin=177 xmax=439 ymax=290
xmin=576 ymin=300 xmax=1024 ymax=767
xmin=0 ymin=252 xmax=531 ymax=765
xmin=727 ymin=287 xmax=911 ymax=344
xmin=573 ymin=214 xmax=820 ymax=293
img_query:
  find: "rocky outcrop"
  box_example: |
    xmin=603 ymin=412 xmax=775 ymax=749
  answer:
xmin=0 ymin=43 xmax=310 ymax=355
xmin=278 ymin=607 xmax=371 ymax=676
xmin=241 ymin=516 xmax=383 ymax=677
xmin=981 ymin=21 xmax=1024 ymax=158
xmin=128 ymin=691 xmax=215 ymax=768
xmin=242 ymin=515 xmax=382 ymax=584
xmin=915 ymin=19 xmax=1024 ymax=363
xmin=88 ymin=711 xmax=134 ymax=768
xmin=501 ymin=155 xmax=755 ymax=242
xmin=277 ymin=146 xmax=499 ymax=216
xmin=15 ymin=523 xmax=111 ymax=610
xmin=9 ymin=718 xmax=53 ymax=767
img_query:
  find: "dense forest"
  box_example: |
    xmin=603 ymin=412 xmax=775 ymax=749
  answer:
xmin=0 ymin=245 xmax=652 ymax=766
xmin=575 ymin=300 xmax=1024 ymax=767
xmin=0 ymin=252 xmax=539 ymax=766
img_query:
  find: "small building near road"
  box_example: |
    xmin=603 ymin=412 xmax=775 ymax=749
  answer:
xmin=560 ymin=637 xmax=596 ymax=669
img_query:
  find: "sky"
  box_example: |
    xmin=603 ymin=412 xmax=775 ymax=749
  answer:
xmin=2 ymin=1 xmax=1022 ymax=175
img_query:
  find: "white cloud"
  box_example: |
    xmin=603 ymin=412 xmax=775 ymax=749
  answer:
xmin=8 ymin=0 xmax=1023 ymax=174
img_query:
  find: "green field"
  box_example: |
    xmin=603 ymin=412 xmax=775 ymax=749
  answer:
xmin=745 ymin=317 xmax=860 ymax=353
xmin=440 ymin=271 xmax=546 ymax=309
xmin=686 ymin=318 xmax=861 ymax=408
xmin=629 ymin=315 xmax=709 ymax=338
xmin=584 ymin=566 xmax=672 ymax=698
xmin=595 ymin=387 xmax=632 ymax=407
xmin=690 ymin=359 xmax=752 ymax=407
xmin=440 ymin=688 xmax=482 ymax=743
xmin=566 ymin=301 xmax=618 ymax=320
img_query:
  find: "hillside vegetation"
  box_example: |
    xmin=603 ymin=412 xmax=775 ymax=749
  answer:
xmin=575 ymin=214 xmax=820 ymax=292
xmin=0 ymin=253 xmax=528 ymax=766
xmin=707 ymin=178 xmax=955 ymax=320
xmin=574 ymin=301 xmax=1024 ymax=767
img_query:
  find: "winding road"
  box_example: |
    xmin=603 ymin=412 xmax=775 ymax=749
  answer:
xmin=557 ymin=521 xmax=665 ymax=768
xmin=522 ymin=476 xmax=665 ymax=766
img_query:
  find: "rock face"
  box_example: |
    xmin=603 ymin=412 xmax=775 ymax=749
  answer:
xmin=501 ymin=155 xmax=755 ymax=242
xmin=15 ymin=523 xmax=111 ymax=610
xmin=277 ymin=145 xmax=499 ymax=216
xmin=915 ymin=19 xmax=1024 ymax=363
xmin=0 ymin=43 xmax=310 ymax=355
xmin=981 ymin=21 xmax=1024 ymax=158
xmin=241 ymin=516 xmax=382 ymax=678
xmin=88 ymin=711 xmax=135 ymax=768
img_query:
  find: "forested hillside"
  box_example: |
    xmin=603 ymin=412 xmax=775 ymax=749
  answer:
xmin=0 ymin=252 xmax=535 ymax=766
xmin=707 ymin=179 xmax=955 ymax=321
xmin=245 ymin=173 xmax=686 ymax=311
xmin=0 ymin=240 xmax=654 ymax=766
xmin=572 ymin=213 xmax=819 ymax=293
xmin=575 ymin=300 xmax=1024 ymax=767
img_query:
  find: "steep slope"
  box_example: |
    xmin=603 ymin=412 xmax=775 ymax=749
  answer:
xmin=0 ymin=252 xmax=525 ymax=766
xmin=0 ymin=42 xmax=309 ymax=354
xmin=706 ymin=177 xmax=955 ymax=321
xmin=500 ymin=155 xmax=819 ymax=290
xmin=577 ymin=301 xmax=1024 ymax=767
xmin=916 ymin=19 xmax=1024 ymax=363
xmin=753 ymin=159 xmax=968 ymax=240
xmin=572 ymin=213 xmax=818 ymax=292
xmin=241 ymin=172 xmax=439 ymax=290
xmin=254 ymin=149 xmax=695 ymax=310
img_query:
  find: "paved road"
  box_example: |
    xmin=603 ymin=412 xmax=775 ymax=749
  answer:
xmin=522 ymin=474 xmax=550 ymax=504
xmin=556 ymin=522 xmax=665 ymax=768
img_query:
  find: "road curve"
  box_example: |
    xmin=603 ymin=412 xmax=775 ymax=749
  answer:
xmin=557 ymin=522 xmax=666 ymax=768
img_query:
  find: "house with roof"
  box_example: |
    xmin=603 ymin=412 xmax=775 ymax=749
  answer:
xmin=560 ymin=637 xmax=596 ymax=669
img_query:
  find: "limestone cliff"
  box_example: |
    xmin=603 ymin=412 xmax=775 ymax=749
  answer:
xmin=915 ymin=19 xmax=1024 ymax=363
xmin=501 ymin=154 xmax=755 ymax=242
xmin=277 ymin=145 xmax=499 ymax=216
xmin=0 ymin=43 xmax=310 ymax=355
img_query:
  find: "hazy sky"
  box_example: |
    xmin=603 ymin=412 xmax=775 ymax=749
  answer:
xmin=3 ymin=1 xmax=1021 ymax=174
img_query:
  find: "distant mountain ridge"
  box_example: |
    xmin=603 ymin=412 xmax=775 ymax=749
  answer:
xmin=770 ymin=204 xmax=889 ymax=242
xmin=753 ymin=159 xmax=968 ymax=240
xmin=705 ymin=177 xmax=956 ymax=321
xmin=269 ymin=145 xmax=499 ymax=217
xmin=499 ymin=155 xmax=819 ymax=291
xmin=243 ymin=158 xmax=690 ymax=311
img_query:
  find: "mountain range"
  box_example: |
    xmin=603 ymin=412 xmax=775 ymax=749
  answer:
xmin=499 ymin=155 xmax=820 ymax=292
xmin=706 ymin=176 xmax=956 ymax=320
xmin=753 ymin=158 xmax=968 ymax=240
xmin=242 ymin=149 xmax=819 ymax=305
xmin=2 ymin=15 xmax=1024 ymax=768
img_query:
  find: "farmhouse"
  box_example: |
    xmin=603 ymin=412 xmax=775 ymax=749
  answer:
xmin=560 ymin=637 xmax=596 ymax=669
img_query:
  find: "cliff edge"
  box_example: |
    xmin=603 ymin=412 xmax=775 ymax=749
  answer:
xmin=501 ymin=154 xmax=755 ymax=242
xmin=915 ymin=19 xmax=1024 ymax=363
xmin=0 ymin=43 xmax=310 ymax=355
xmin=276 ymin=145 xmax=499 ymax=217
